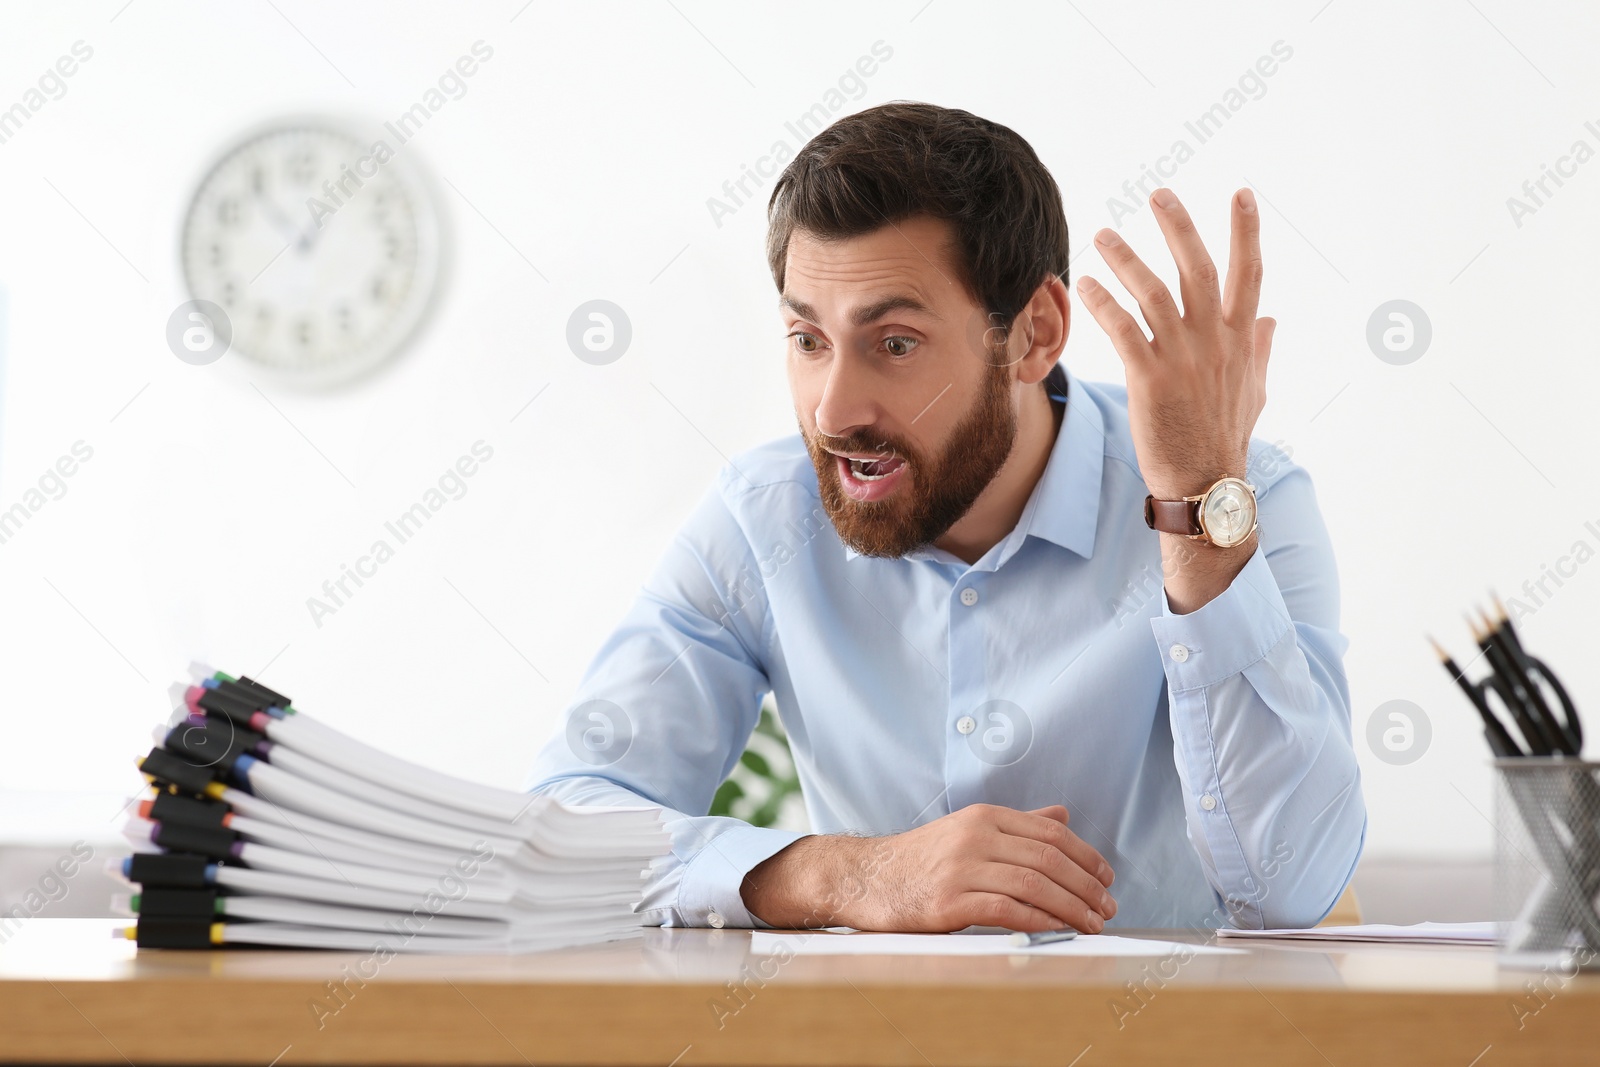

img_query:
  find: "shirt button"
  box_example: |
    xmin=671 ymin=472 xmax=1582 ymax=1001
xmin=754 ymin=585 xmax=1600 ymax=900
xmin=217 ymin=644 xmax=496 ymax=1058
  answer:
xmin=956 ymin=715 xmax=977 ymax=735
xmin=1199 ymin=793 xmax=1217 ymax=812
xmin=1169 ymin=643 xmax=1190 ymax=663
xmin=707 ymin=911 xmax=725 ymax=928
xmin=960 ymin=587 xmax=979 ymax=607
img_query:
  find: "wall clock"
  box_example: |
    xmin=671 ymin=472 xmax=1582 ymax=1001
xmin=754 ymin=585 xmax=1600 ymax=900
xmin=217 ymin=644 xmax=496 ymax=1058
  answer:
xmin=180 ymin=119 xmax=441 ymax=387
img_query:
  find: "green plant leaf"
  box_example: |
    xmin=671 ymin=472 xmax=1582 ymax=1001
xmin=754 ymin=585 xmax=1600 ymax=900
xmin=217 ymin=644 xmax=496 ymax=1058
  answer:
xmin=709 ymin=779 xmax=744 ymax=817
xmin=710 ymin=701 xmax=805 ymax=827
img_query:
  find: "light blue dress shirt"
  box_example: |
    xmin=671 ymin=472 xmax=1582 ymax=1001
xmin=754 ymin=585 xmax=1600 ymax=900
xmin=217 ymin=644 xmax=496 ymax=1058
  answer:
xmin=526 ymin=362 xmax=1366 ymax=930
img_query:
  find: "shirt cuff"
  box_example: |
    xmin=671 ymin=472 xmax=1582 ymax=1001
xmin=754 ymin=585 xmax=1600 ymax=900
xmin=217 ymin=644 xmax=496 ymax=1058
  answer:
xmin=676 ymin=823 xmax=808 ymax=928
xmin=1148 ymin=544 xmax=1293 ymax=691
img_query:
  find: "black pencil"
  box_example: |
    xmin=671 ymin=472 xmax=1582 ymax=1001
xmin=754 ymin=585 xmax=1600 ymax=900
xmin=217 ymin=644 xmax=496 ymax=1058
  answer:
xmin=1429 ymin=635 xmax=1520 ymax=758
xmin=1466 ymin=613 xmax=1557 ymax=756
xmin=1488 ymin=594 xmax=1581 ymax=755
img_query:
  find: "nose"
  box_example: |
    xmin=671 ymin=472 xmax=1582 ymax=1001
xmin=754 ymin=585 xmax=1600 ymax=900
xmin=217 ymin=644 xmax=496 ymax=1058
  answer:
xmin=813 ymin=351 xmax=878 ymax=440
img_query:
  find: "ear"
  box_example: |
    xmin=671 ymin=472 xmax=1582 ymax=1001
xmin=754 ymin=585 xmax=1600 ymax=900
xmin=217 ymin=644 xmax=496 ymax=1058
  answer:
xmin=1013 ymin=274 xmax=1071 ymax=387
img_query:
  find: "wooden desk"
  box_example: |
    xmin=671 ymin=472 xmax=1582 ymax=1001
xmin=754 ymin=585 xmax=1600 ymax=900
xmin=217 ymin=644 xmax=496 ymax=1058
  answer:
xmin=0 ymin=919 xmax=1593 ymax=1066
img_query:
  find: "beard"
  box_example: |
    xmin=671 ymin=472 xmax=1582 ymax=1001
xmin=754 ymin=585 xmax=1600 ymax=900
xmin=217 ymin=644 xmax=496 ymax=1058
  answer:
xmin=802 ymin=360 xmax=1017 ymax=558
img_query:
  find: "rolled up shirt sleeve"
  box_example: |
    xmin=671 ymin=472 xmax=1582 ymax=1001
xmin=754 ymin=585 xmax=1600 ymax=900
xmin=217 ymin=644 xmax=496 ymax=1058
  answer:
xmin=1147 ymin=460 xmax=1367 ymax=929
xmin=525 ymin=475 xmax=806 ymax=928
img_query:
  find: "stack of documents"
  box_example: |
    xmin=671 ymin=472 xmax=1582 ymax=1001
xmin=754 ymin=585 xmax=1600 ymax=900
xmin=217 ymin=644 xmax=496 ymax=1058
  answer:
xmin=114 ymin=668 xmax=668 ymax=953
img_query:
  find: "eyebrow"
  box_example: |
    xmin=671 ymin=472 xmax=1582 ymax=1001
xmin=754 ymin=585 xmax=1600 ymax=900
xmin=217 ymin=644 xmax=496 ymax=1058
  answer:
xmin=779 ymin=293 xmax=940 ymax=328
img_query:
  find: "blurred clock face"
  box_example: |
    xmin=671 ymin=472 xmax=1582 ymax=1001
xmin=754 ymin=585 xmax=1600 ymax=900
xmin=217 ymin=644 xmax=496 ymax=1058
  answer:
xmin=180 ymin=121 xmax=440 ymax=385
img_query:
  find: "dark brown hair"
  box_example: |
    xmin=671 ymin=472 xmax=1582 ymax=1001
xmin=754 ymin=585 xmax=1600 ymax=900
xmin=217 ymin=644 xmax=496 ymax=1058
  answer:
xmin=766 ymin=101 xmax=1070 ymax=330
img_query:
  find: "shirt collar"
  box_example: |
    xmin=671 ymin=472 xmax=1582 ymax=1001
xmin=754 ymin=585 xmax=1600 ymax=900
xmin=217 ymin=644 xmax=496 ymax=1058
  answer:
xmin=839 ymin=361 xmax=1104 ymax=566
xmin=1020 ymin=360 xmax=1104 ymax=561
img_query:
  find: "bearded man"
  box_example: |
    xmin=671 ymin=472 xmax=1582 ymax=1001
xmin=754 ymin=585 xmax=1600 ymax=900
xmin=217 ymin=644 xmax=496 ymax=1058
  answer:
xmin=527 ymin=101 xmax=1364 ymax=933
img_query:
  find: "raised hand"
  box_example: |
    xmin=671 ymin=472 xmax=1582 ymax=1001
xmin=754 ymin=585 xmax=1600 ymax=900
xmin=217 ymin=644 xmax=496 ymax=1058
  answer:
xmin=1075 ymin=187 xmax=1275 ymax=501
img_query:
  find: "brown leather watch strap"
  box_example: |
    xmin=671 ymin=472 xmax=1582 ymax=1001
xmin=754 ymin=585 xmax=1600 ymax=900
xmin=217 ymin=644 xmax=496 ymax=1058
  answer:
xmin=1144 ymin=495 xmax=1203 ymax=536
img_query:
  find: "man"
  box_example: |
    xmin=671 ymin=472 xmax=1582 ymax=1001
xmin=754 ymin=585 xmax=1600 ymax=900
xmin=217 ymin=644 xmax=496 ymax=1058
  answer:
xmin=527 ymin=101 xmax=1364 ymax=933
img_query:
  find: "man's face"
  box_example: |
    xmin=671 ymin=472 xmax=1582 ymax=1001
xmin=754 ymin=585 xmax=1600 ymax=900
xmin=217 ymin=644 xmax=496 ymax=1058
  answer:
xmin=781 ymin=215 xmax=1019 ymax=558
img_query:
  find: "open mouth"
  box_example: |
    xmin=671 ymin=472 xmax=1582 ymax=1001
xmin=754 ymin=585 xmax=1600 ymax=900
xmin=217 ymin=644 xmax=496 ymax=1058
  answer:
xmin=832 ymin=452 xmax=908 ymax=502
xmin=847 ymin=456 xmax=901 ymax=480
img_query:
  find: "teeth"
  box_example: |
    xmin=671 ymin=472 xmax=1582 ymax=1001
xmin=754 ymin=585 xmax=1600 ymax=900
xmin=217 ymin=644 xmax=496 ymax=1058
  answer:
xmin=847 ymin=456 xmax=897 ymax=481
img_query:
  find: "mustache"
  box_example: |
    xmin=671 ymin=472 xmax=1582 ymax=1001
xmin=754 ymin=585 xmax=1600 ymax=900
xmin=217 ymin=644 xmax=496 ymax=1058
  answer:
xmin=813 ymin=431 xmax=907 ymax=459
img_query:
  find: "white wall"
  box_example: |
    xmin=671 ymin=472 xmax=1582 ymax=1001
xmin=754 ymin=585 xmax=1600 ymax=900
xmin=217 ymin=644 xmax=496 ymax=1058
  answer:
xmin=0 ymin=0 xmax=1596 ymax=862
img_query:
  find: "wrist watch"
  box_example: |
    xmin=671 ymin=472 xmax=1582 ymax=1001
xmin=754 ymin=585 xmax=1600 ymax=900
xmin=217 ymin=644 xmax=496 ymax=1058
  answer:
xmin=1143 ymin=476 xmax=1258 ymax=548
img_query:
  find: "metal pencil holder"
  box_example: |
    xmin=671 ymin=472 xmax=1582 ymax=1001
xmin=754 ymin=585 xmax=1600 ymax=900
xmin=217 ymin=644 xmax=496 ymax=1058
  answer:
xmin=1493 ymin=758 xmax=1600 ymax=970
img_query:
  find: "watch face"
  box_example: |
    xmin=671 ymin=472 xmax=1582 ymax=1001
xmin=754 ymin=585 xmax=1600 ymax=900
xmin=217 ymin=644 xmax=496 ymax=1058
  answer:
xmin=1200 ymin=478 xmax=1257 ymax=547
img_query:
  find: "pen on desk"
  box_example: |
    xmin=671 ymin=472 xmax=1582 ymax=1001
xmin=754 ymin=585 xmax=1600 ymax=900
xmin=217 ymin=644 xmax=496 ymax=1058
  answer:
xmin=1008 ymin=928 xmax=1080 ymax=947
xmin=1428 ymin=635 xmax=1520 ymax=758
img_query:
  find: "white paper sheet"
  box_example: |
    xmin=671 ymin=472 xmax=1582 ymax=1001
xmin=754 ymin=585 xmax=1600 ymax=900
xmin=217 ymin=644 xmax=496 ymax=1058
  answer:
xmin=749 ymin=931 xmax=1245 ymax=957
xmin=1215 ymin=921 xmax=1496 ymax=946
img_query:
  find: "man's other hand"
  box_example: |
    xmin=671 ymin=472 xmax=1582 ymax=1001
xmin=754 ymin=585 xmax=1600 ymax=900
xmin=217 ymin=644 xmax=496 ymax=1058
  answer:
xmin=740 ymin=803 xmax=1117 ymax=933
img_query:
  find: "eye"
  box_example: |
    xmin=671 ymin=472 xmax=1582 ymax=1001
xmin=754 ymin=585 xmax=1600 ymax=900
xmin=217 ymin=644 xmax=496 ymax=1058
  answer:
xmin=787 ymin=330 xmax=824 ymax=354
xmin=882 ymin=336 xmax=919 ymax=358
